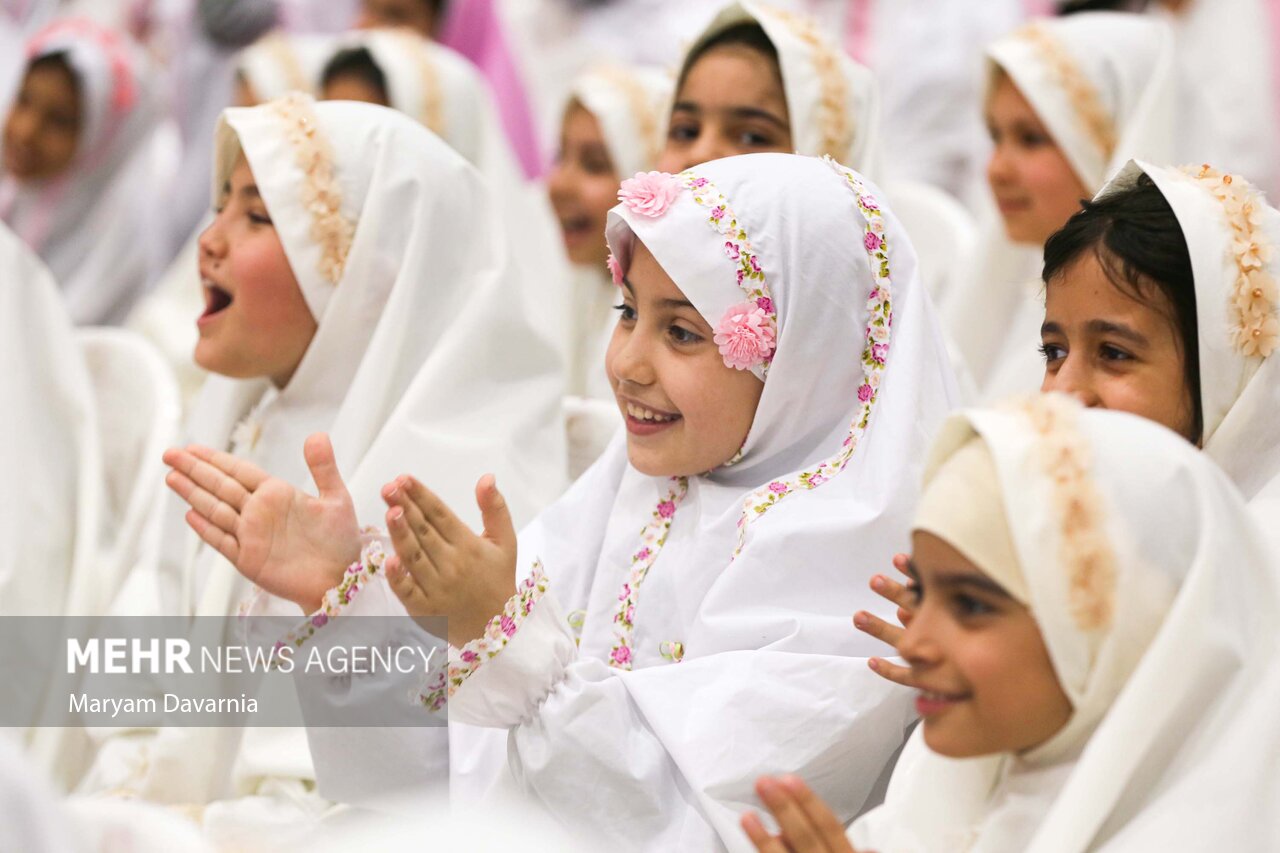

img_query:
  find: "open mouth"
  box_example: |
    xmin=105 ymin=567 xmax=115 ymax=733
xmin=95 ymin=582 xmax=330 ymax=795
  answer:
xmin=915 ymin=689 xmax=970 ymax=717
xmin=201 ymin=281 xmax=234 ymax=319
xmin=624 ymin=401 xmax=681 ymax=424
xmin=559 ymin=214 xmax=595 ymax=243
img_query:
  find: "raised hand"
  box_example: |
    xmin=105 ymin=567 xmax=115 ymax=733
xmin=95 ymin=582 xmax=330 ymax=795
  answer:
xmin=741 ymin=775 xmax=864 ymax=853
xmin=853 ymin=552 xmax=918 ymax=689
xmin=380 ymin=473 xmax=518 ymax=647
xmin=163 ymin=433 xmax=361 ymax=612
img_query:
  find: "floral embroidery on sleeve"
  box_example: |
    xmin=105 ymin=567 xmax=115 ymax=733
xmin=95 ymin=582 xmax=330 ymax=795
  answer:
xmin=416 ymin=563 xmax=550 ymax=710
xmin=273 ymin=534 xmax=386 ymax=656
xmin=609 ymin=478 xmax=689 ymax=670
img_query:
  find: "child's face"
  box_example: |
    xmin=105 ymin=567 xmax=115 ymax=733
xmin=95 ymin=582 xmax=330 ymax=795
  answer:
xmin=900 ymin=531 xmax=1073 ymax=759
xmin=985 ymin=73 xmax=1090 ymax=246
xmin=657 ymin=44 xmax=791 ymax=173
xmin=1040 ymin=252 xmax=1197 ymax=442
xmin=194 ymin=154 xmax=317 ymax=388
xmin=547 ymin=103 xmax=619 ymax=268
xmin=2 ymin=60 xmax=80 ymax=181
xmin=606 ymin=240 xmax=764 ymax=477
xmin=357 ymin=0 xmax=435 ymax=38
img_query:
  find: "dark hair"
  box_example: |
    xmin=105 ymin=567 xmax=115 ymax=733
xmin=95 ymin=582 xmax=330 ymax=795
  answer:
xmin=1042 ymin=173 xmax=1202 ymax=441
xmin=26 ymin=51 xmax=78 ymax=87
xmin=1056 ymin=0 xmax=1148 ymax=12
xmin=320 ymin=47 xmax=389 ymax=104
xmin=677 ymin=22 xmax=781 ymax=92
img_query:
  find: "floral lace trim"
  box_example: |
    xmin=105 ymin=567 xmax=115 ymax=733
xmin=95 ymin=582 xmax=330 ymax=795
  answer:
xmin=762 ymin=6 xmax=852 ymax=159
xmin=269 ymin=93 xmax=356 ymax=284
xmin=1177 ymin=164 xmax=1278 ymax=358
xmin=727 ymin=158 xmax=894 ymax=558
xmin=273 ymin=536 xmax=386 ymax=659
xmin=262 ymin=33 xmax=311 ymax=95
xmin=680 ymin=171 xmax=779 ymax=374
xmin=1020 ymin=395 xmax=1117 ymax=631
xmin=658 ymin=640 xmax=684 ymax=663
xmin=609 ymin=478 xmax=689 ymax=670
xmin=416 ymin=563 xmax=550 ymax=710
xmin=1016 ymin=23 xmax=1116 ymax=160
xmin=594 ymin=64 xmax=665 ymax=169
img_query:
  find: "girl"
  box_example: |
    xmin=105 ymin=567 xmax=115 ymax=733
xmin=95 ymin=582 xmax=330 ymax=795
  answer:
xmin=80 ymin=96 xmax=567 ymax=845
xmin=657 ymin=1 xmax=881 ymax=174
xmin=165 ymin=152 xmax=961 ymax=848
xmin=0 ymin=18 xmax=176 ymax=325
xmin=743 ymin=394 xmax=1280 ymax=851
xmin=547 ymin=64 xmax=672 ymax=473
xmin=939 ymin=13 xmax=1174 ymax=400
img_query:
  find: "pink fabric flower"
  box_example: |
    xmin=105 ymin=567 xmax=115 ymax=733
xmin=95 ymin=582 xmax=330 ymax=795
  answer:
xmin=713 ymin=303 xmax=777 ymax=370
xmin=857 ymin=383 xmax=874 ymax=402
xmin=460 ymin=649 xmax=478 ymax=663
xmin=691 ymin=176 xmax=708 ymax=188
xmin=755 ymin=296 xmax=774 ymax=313
xmin=618 ymin=171 xmax=681 ymax=217
xmin=607 ymin=253 xmax=624 ymax=286
xmin=636 ymin=547 xmax=651 ymax=561
xmin=611 ymin=645 xmax=632 ymax=665
xmin=657 ymin=500 xmax=676 ymax=518
xmin=711 ymin=205 xmax=726 ymax=220
xmin=768 ymin=481 xmax=787 ymax=493
xmin=864 ymin=231 xmax=883 ymax=252
xmin=725 ymin=241 xmax=741 ymax=260
xmin=860 ymin=194 xmax=879 ymax=211
xmin=311 ymin=613 xmax=328 ymax=628
xmin=500 ymin=614 xmax=518 ymax=637
xmin=872 ymin=342 xmax=889 ymax=364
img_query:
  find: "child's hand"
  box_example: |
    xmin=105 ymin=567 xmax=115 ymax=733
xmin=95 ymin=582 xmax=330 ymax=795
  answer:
xmin=741 ymin=775 xmax=866 ymax=853
xmin=163 ymin=433 xmax=361 ymax=612
xmin=380 ymin=473 xmax=518 ymax=648
xmin=853 ymin=553 xmax=918 ymax=689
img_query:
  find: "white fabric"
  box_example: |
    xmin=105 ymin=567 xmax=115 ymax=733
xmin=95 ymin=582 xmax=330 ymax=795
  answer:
xmin=238 ymin=31 xmax=331 ymax=103
xmin=1106 ymin=161 xmax=1280 ymax=503
xmin=938 ymin=13 xmax=1176 ymax=400
xmin=80 ymin=100 xmax=568 ymax=838
xmin=438 ymin=153 xmax=961 ymax=849
xmin=849 ymin=397 xmax=1280 ymax=851
xmin=0 ymin=19 xmax=178 ymax=325
xmin=1154 ymin=0 xmax=1280 ymax=199
xmin=683 ymin=1 xmax=884 ymax=175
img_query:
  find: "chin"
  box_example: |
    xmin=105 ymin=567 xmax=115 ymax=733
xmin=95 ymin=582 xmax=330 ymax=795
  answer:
xmin=921 ymin=725 xmax=990 ymax=759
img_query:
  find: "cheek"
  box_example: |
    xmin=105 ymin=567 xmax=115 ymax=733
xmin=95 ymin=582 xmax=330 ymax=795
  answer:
xmin=1026 ymin=153 xmax=1086 ymax=218
xmin=583 ymin=173 xmax=621 ymax=222
xmin=232 ymin=239 xmax=309 ymax=333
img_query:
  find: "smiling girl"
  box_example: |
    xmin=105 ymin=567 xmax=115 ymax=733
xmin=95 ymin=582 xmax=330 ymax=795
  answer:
xmin=744 ymin=395 xmax=1280 ymax=852
xmin=165 ymin=152 xmax=960 ymax=848
xmin=939 ymin=13 xmax=1175 ymax=400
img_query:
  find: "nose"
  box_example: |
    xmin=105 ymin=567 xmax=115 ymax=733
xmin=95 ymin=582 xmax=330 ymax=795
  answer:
xmin=5 ymin=105 xmax=38 ymax=146
xmin=896 ymin=605 xmax=941 ymax=671
xmin=197 ymin=212 xmax=228 ymax=262
xmin=606 ymin=322 xmax=656 ymax=390
xmin=1041 ymin=351 xmax=1101 ymax=408
xmin=546 ymin=159 xmax=576 ymax=208
xmin=986 ymin=141 xmax=1015 ymax=188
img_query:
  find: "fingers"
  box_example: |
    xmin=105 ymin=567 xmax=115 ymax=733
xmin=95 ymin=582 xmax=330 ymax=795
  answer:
xmin=778 ymin=775 xmax=852 ymax=851
xmin=183 ymin=509 xmax=240 ymax=565
xmin=164 ymin=448 xmax=250 ymax=513
xmin=385 ymin=481 xmax=452 ymax=565
xmin=387 ymin=504 xmax=442 ymax=591
xmin=892 ymin=552 xmax=911 ymax=580
xmin=303 ymin=433 xmax=349 ymax=502
xmin=867 ymin=656 xmax=917 ymax=689
xmin=852 ymin=610 xmax=904 ymax=649
xmin=475 ymin=474 xmax=517 ymax=556
xmin=869 ymin=573 xmax=915 ymax=612
xmin=757 ymin=776 xmax=826 ymax=852
xmin=184 ymin=444 xmax=268 ymax=492
xmin=740 ymin=811 xmax=790 ymax=853
xmin=399 ymin=477 xmax=468 ymax=545
xmin=385 ymin=554 xmax=434 ymax=618
xmin=165 ymin=469 xmax=241 ymax=535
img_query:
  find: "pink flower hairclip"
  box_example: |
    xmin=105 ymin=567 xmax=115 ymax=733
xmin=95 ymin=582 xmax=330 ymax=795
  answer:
xmin=713 ymin=302 xmax=776 ymax=371
xmin=618 ymin=171 xmax=682 ymax=218
xmin=606 ymin=253 xmax=624 ymax=286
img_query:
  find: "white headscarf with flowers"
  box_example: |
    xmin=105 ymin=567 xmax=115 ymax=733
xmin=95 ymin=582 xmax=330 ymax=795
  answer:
xmin=444 ymin=153 xmax=959 ymax=848
xmin=850 ymin=395 xmax=1280 ymax=852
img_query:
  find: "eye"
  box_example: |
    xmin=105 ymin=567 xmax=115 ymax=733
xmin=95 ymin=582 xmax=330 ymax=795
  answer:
xmin=736 ymin=130 xmax=775 ymax=148
xmin=1038 ymin=342 xmax=1066 ymax=364
xmin=248 ymin=210 xmax=273 ymax=226
xmin=1099 ymin=344 xmax=1133 ymax=362
xmin=668 ymin=324 xmax=702 ymax=345
xmin=1016 ymin=130 xmax=1051 ymax=148
xmin=614 ymin=302 xmax=636 ymax=324
xmin=950 ymin=592 xmax=995 ymax=618
xmin=667 ymin=121 xmax=698 ymax=143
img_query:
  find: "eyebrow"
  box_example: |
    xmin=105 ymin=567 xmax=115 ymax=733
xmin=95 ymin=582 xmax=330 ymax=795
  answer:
xmin=671 ymin=101 xmax=789 ymax=132
xmin=905 ymin=559 xmax=1013 ymax=598
xmin=1040 ymin=319 xmax=1150 ymax=348
xmin=621 ymin=277 xmax=698 ymax=311
xmin=219 ymin=181 xmax=262 ymax=200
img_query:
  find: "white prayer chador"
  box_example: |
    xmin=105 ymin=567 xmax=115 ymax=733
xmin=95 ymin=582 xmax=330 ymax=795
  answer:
xmin=938 ymin=13 xmax=1175 ymax=400
xmin=849 ymin=395 xmax=1280 ymax=851
xmin=80 ymin=98 xmax=567 ymax=842
xmin=434 ymin=153 xmax=959 ymax=849
xmin=0 ymin=18 xmax=177 ymax=325
xmin=0 ymin=221 xmax=100 ymax=617
xmin=237 ymin=31 xmax=331 ymax=105
xmin=1103 ymin=161 xmax=1280 ymax=505
xmin=682 ymin=1 xmax=883 ymax=175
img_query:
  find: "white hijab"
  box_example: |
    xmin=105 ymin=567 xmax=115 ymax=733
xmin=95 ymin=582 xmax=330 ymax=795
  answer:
xmin=1101 ymin=160 xmax=1280 ymax=504
xmin=939 ymin=13 xmax=1176 ymax=399
xmin=236 ymin=31 xmax=332 ymax=103
xmin=849 ymin=394 xmax=1280 ymax=852
xmin=681 ymin=0 xmax=883 ymax=175
xmin=0 ymin=220 xmax=100 ymax=617
xmin=0 ymin=17 xmax=173 ymax=325
xmin=490 ymin=153 xmax=958 ymax=845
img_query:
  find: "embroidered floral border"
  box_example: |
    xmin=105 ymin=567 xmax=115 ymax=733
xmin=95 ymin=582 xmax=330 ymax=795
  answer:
xmin=1176 ymin=164 xmax=1278 ymax=358
xmin=272 ymin=535 xmax=387 ymax=658
xmin=726 ymin=157 xmax=894 ymax=558
xmin=1020 ymin=394 xmax=1117 ymax=631
xmin=417 ymin=563 xmax=551 ymax=709
xmin=762 ymin=6 xmax=852 ymax=160
xmin=269 ymin=93 xmax=356 ymax=284
xmin=1015 ymin=23 xmax=1116 ymax=161
xmin=593 ymin=65 xmax=665 ymax=169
